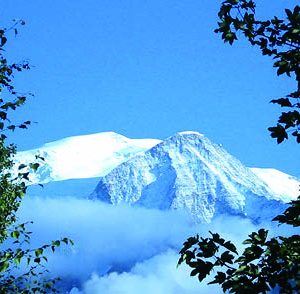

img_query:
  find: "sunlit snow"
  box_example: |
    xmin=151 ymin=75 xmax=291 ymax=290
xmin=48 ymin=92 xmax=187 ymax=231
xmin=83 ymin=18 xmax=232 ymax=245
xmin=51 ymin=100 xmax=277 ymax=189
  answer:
xmin=14 ymin=132 xmax=161 ymax=184
xmin=13 ymin=131 xmax=300 ymax=293
xmin=251 ymin=168 xmax=299 ymax=201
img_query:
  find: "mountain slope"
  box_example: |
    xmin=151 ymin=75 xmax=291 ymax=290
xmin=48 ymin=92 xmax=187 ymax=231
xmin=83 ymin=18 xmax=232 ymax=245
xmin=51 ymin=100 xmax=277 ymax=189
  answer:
xmin=13 ymin=132 xmax=160 ymax=184
xmin=91 ymin=132 xmax=294 ymax=222
xmin=14 ymin=131 xmax=298 ymax=222
xmin=250 ymin=168 xmax=299 ymax=202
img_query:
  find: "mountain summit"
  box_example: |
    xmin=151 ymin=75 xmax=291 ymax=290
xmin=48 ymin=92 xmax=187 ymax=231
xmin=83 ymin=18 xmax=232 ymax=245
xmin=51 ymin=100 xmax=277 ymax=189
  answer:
xmin=91 ymin=132 xmax=298 ymax=222
xmin=14 ymin=132 xmax=160 ymax=184
xmin=15 ymin=131 xmax=299 ymax=222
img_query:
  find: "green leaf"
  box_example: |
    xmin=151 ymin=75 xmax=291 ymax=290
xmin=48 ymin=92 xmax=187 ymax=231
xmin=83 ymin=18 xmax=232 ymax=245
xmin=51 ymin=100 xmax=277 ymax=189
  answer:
xmin=35 ymin=248 xmax=44 ymax=257
xmin=7 ymin=125 xmax=16 ymax=131
xmin=1 ymin=36 xmax=7 ymax=46
xmin=11 ymin=230 xmax=20 ymax=239
xmin=208 ymin=271 xmax=226 ymax=285
xmin=268 ymin=125 xmax=288 ymax=143
xmin=191 ymin=268 xmax=199 ymax=276
xmin=270 ymin=98 xmax=292 ymax=107
xmin=18 ymin=164 xmax=27 ymax=170
xmin=0 ymin=111 xmax=7 ymax=120
xmin=235 ymin=265 xmax=248 ymax=273
xmin=0 ymin=261 xmax=9 ymax=272
xmin=53 ymin=240 xmax=61 ymax=246
xmin=29 ymin=162 xmax=40 ymax=171
xmin=220 ymin=251 xmax=234 ymax=264
xmin=223 ymin=241 xmax=238 ymax=254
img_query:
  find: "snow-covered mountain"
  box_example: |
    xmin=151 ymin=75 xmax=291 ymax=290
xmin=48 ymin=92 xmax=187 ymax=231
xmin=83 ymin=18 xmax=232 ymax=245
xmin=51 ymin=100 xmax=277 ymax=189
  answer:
xmin=250 ymin=168 xmax=299 ymax=203
xmin=14 ymin=132 xmax=160 ymax=184
xmin=15 ymin=131 xmax=299 ymax=223
xmin=90 ymin=131 xmax=299 ymax=222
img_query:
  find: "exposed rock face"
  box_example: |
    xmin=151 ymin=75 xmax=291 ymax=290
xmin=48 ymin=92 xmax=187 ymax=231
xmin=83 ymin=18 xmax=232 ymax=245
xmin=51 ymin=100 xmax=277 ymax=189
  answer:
xmin=91 ymin=132 xmax=288 ymax=223
xmin=15 ymin=131 xmax=298 ymax=223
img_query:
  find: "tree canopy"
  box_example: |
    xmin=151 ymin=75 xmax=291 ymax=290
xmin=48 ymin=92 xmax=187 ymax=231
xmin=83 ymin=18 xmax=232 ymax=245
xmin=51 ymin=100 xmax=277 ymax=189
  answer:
xmin=215 ymin=0 xmax=300 ymax=144
xmin=179 ymin=1 xmax=300 ymax=293
xmin=0 ymin=21 xmax=72 ymax=293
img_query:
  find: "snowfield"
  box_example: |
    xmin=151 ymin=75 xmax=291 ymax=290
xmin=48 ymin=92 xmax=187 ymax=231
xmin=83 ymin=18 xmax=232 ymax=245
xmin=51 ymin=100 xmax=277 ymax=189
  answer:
xmin=14 ymin=131 xmax=299 ymax=222
xmin=14 ymin=131 xmax=299 ymax=293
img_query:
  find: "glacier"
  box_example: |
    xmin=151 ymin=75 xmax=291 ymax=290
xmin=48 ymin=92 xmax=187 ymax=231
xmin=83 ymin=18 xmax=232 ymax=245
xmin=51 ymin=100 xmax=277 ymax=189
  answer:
xmin=13 ymin=132 xmax=160 ymax=184
xmin=15 ymin=131 xmax=299 ymax=223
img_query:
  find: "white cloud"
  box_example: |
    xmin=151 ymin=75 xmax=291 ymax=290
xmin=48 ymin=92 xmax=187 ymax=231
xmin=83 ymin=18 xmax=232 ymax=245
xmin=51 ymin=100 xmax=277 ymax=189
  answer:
xmin=16 ymin=195 xmax=293 ymax=293
xmin=18 ymin=197 xmax=195 ymax=284
xmin=75 ymin=250 xmax=222 ymax=294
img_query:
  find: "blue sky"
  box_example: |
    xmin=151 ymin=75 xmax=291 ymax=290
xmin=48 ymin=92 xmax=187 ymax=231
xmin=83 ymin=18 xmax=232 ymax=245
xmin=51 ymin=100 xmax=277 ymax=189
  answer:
xmin=1 ymin=0 xmax=299 ymax=176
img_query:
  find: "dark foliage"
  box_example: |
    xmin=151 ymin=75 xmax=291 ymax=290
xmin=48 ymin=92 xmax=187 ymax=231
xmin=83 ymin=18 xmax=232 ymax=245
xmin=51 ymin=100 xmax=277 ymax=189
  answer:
xmin=0 ymin=21 xmax=73 ymax=293
xmin=215 ymin=0 xmax=300 ymax=144
xmin=179 ymin=1 xmax=300 ymax=293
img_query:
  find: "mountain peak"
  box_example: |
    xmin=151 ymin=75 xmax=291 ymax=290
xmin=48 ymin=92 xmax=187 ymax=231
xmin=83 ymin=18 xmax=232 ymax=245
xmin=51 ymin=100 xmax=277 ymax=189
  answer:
xmin=15 ymin=131 xmax=298 ymax=224
xmin=176 ymin=131 xmax=204 ymax=137
xmin=91 ymin=131 xmax=290 ymax=223
xmin=166 ymin=131 xmax=206 ymax=144
xmin=14 ymin=131 xmax=160 ymax=183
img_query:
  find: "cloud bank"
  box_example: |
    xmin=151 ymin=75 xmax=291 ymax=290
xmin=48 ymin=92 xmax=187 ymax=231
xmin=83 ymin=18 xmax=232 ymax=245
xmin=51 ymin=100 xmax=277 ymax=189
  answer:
xmin=70 ymin=250 xmax=223 ymax=294
xmin=16 ymin=195 xmax=293 ymax=293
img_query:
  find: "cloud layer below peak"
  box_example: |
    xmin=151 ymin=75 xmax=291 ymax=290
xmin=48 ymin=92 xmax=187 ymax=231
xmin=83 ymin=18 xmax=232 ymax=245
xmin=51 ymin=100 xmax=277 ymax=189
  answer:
xmin=15 ymin=194 xmax=287 ymax=293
